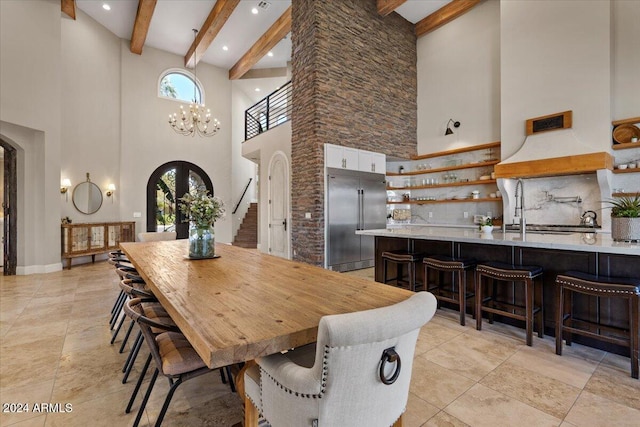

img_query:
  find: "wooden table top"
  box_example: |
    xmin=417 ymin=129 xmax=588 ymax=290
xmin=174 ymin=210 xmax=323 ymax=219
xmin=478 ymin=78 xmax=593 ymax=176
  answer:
xmin=120 ymin=240 xmax=413 ymax=369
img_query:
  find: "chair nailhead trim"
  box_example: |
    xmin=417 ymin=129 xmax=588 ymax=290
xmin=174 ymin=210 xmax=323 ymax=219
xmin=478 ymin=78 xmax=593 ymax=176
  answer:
xmin=261 ymin=345 xmax=331 ymax=400
xmin=556 ymin=278 xmax=639 ymax=296
xmin=477 ymin=267 xmax=539 ymax=280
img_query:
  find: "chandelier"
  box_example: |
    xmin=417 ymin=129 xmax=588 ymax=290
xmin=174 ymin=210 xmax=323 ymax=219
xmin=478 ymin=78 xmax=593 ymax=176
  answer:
xmin=168 ymin=29 xmax=220 ymax=137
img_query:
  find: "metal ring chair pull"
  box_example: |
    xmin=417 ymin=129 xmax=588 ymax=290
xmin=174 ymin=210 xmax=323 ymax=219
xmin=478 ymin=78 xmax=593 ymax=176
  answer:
xmin=379 ymin=347 xmax=401 ymax=385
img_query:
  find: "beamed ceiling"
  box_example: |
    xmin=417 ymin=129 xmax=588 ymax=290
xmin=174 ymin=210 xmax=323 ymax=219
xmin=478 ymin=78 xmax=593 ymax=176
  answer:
xmin=63 ymin=0 xmax=482 ymax=80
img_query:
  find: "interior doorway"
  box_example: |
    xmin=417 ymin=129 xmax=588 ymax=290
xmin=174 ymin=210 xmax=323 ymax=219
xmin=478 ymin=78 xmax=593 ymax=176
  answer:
xmin=0 ymin=139 xmax=17 ymax=275
xmin=146 ymin=161 xmax=213 ymax=239
xmin=268 ymin=151 xmax=290 ymax=259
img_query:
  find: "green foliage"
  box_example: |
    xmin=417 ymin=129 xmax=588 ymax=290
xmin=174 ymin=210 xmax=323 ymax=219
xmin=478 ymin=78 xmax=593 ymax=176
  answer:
xmin=160 ymin=76 xmax=178 ymax=98
xmin=606 ymin=195 xmax=640 ymax=218
xmin=179 ymin=186 xmax=225 ymax=227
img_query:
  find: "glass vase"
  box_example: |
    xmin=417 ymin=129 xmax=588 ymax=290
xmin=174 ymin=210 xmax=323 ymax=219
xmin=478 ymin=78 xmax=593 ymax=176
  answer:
xmin=188 ymin=222 xmax=215 ymax=259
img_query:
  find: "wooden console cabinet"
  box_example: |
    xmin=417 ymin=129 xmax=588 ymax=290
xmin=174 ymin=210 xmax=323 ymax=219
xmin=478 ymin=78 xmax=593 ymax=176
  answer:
xmin=61 ymin=222 xmax=135 ymax=269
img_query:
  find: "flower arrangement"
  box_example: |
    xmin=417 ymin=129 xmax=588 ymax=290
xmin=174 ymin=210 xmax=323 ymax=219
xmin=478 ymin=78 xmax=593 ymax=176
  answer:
xmin=178 ymin=186 xmax=225 ymax=227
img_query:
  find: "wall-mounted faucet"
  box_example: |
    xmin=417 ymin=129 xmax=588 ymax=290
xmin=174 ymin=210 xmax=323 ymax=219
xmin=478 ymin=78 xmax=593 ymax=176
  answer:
xmin=515 ymin=178 xmax=526 ymax=238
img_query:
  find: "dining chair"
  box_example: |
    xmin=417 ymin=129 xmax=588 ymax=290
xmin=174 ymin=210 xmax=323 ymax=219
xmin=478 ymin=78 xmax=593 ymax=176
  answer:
xmin=243 ymin=291 xmax=437 ymax=427
xmin=138 ymin=231 xmax=177 ymax=242
xmin=124 ymin=297 xmax=235 ymax=427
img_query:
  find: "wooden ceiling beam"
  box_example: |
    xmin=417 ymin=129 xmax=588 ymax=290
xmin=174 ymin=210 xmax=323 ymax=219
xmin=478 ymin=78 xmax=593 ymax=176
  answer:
xmin=61 ymin=0 xmax=76 ymax=20
xmin=229 ymin=6 xmax=291 ymax=81
xmin=415 ymin=0 xmax=482 ymax=37
xmin=377 ymin=0 xmax=407 ymax=16
xmin=130 ymin=0 xmax=157 ymax=55
xmin=184 ymin=0 xmax=241 ymax=69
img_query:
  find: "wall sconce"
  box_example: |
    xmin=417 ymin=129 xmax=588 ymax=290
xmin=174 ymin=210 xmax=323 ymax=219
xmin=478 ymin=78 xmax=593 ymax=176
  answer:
xmin=60 ymin=178 xmax=71 ymax=201
xmin=106 ymin=183 xmax=116 ymax=199
xmin=445 ymin=119 xmax=461 ymax=136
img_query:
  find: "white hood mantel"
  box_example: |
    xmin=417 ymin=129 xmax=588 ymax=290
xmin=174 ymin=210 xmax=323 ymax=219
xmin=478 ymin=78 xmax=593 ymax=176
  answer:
xmin=494 ymin=128 xmax=614 ymax=179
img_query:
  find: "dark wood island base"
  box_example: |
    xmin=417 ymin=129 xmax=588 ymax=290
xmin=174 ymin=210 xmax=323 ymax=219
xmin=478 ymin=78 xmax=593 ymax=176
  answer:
xmin=370 ymin=230 xmax=640 ymax=357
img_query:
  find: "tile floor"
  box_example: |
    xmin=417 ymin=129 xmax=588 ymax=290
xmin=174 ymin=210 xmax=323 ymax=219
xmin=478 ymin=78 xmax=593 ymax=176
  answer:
xmin=1 ymin=262 xmax=639 ymax=427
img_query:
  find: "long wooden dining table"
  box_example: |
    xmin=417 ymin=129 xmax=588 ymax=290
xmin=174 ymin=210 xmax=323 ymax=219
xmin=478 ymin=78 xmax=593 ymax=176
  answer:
xmin=119 ymin=240 xmax=414 ymax=423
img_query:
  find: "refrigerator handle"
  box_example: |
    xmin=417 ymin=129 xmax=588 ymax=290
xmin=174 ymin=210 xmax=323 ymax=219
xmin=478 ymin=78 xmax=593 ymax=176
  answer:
xmin=359 ymin=188 xmax=364 ymax=230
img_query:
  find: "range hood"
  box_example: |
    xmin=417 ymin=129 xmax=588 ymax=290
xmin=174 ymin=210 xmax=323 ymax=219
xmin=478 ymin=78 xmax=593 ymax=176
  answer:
xmin=495 ymin=112 xmax=613 ymax=178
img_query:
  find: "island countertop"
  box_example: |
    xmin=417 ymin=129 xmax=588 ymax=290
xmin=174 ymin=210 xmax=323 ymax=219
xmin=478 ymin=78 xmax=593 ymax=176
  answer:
xmin=357 ymin=226 xmax=640 ymax=256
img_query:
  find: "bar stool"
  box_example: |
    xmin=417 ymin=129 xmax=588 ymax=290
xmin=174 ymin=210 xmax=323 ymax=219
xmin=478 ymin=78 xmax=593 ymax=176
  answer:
xmin=475 ymin=261 xmax=544 ymax=346
xmin=382 ymin=250 xmax=424 ymax=292
xmin=555 ymin=271 xmax=639 ymax=379
xmin=423 ymin=255 xmax=476 ymax=326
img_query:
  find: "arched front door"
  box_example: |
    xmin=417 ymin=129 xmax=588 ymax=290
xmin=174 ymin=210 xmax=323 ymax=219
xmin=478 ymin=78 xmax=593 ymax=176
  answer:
xmin=146 ymin=161 xmax=213 ymax=239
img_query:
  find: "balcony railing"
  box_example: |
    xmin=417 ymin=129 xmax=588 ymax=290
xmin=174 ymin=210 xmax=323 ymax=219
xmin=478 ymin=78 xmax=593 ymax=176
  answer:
xmin=245 ymin=80 xmax=292 ymax=141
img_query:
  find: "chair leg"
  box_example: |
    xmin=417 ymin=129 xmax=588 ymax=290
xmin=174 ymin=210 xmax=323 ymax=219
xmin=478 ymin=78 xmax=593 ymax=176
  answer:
xmin=123 ymin=333 xmax=144 ymax=383
xmin=127 ymin=353 xmax=152 ymax=413
xmin=565 ymin=290 xmax=573 ymax=346
xmin=110 ymin=311 xmax=127 ymax=344
xmin=119 ymin=320 xmax=136 ymax=353
xmin=155 ymin=377 xmax=183 ymax=427
xmin=225 ymin=365 xmax=236 ymax=392
xmin=134 ymin=368 xmax=159 ymax=427
xmin=123 ymin=331 xmax=142 ymax=373
xmin=109 ymin=291 xmax=125 ymax=326
xmin=536 ymin=278 xmax=544 ymax=338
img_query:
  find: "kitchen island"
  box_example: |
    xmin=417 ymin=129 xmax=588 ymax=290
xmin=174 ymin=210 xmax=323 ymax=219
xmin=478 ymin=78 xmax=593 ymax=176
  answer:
xmin=357 ymin=226 xmax=640 ymax=354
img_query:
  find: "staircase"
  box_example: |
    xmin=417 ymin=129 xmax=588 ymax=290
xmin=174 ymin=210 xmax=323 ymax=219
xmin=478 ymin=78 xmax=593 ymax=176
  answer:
xmin=233 ymin=203 xmax=258 ymax=248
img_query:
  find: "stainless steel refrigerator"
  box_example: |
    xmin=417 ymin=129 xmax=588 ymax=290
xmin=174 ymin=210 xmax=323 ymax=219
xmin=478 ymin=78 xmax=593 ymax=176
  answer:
xmin=327 ymin=168 xmax=387 ymax=272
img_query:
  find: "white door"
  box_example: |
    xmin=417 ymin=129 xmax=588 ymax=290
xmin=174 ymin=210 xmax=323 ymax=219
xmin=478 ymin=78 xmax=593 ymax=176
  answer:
xmin=268 ymin=152 xmax=290 ymax=259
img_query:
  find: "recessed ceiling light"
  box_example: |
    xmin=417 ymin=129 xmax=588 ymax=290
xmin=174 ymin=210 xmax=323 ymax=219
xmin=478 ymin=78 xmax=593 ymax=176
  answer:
xmin=267 ymin=51 xmax=274 ymax=57
xmin=222 ymin=46 xmax=229 ymax=51
xmin=255 ymin=88 xmax=261 ymax=92
xmin=102 ymin=3 xmax=111 ymax=11
xmin=251 ymin=7 xmax=258 ymax=14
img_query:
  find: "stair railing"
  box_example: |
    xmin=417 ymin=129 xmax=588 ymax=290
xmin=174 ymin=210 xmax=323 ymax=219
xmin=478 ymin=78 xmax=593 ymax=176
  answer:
xmin=244 ymin=80 xmax=292 ymax=141
xmin=232 ymin=178 xmax=253 ymax=214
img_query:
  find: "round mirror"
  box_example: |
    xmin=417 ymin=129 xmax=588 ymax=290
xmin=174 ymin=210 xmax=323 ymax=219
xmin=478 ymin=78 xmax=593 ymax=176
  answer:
xmin=73 ymin=181 xmax=103 ymax=214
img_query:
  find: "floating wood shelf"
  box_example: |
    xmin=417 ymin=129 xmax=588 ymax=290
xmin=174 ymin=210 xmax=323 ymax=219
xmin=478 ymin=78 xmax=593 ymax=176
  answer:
xmin=387 ymin=179 xmax=497 ymax=191
xmin=387 ymin=197 xmax=502 ymax=205
xmin=612 ymin=192 xmax=640 ymax=197
xmin=410 ymin=141 xmax=500 ymax=161
xmin=613 ymin=142 xmax=640 ymax=151
xmin=613 ymin=168 xmax=640 ymax=174
xmin=612 ymin=116 xmax=640 ymax=126
xmin=387 ymin=160 xmax=499 ymax=177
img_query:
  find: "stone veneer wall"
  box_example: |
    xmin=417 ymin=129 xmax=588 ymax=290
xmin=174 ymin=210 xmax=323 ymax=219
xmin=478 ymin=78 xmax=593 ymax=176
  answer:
xmin=291 ymin=0 xmax=417 ymax=265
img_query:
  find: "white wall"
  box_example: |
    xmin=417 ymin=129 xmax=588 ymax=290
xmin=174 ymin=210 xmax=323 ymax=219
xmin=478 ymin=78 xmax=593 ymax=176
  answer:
xmin=0 ymin=1 xmax=253 ymax=272
xmin=61 ymin=8 xmax=121 ymax=223
xmin=0 ymin=1 xmax=62 ymax=273
xmin=416 ymin=0 xmax=500 ymax=154
xmin=611 ymin=0 xmax=640 ymax=120
xmin=500 ymin=0 xmax=611 ymax=159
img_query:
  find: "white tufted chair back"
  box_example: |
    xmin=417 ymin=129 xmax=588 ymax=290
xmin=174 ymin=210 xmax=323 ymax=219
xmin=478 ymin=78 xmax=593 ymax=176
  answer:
xmin=254 ymin=291 xmax=437 ymax=427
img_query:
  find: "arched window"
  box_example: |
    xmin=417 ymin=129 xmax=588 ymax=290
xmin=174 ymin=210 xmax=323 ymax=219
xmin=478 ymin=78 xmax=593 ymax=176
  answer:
xmin=158 ymin=69 xmax=204 ymax=104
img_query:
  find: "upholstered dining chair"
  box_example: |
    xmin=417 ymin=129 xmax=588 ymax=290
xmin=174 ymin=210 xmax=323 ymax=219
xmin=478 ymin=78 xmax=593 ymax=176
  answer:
xmin=138 ymin=231 xmax=177 ymax=242
xmin=124 ymin=297 xmax=235 ymax=427
xmin=244 ymin=291 xmax=437 ymax=427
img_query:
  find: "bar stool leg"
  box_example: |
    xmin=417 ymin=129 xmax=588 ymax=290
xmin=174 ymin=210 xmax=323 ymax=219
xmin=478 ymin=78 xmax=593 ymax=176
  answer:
xmin=536 ymin=278 xmax=544 ymax=338
xmin=556 ymin=284 xmax=564 ymax=355
xmin=383 ymin=259 xmax=388 ymax=284
xmin=476 ymin=271 xmax=483 ymax=331
xmin=409 ymin=261 xmax=415 ymax=292
xmin=458 ymin=269 xmax=466 ymax=326
xmin=565 ymin=290 xmax=573 ymax=346
xmin=631 ymin=296 xmax=639 ymax=379
xmin=526 ymin=278 xmax=533 ymax=346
